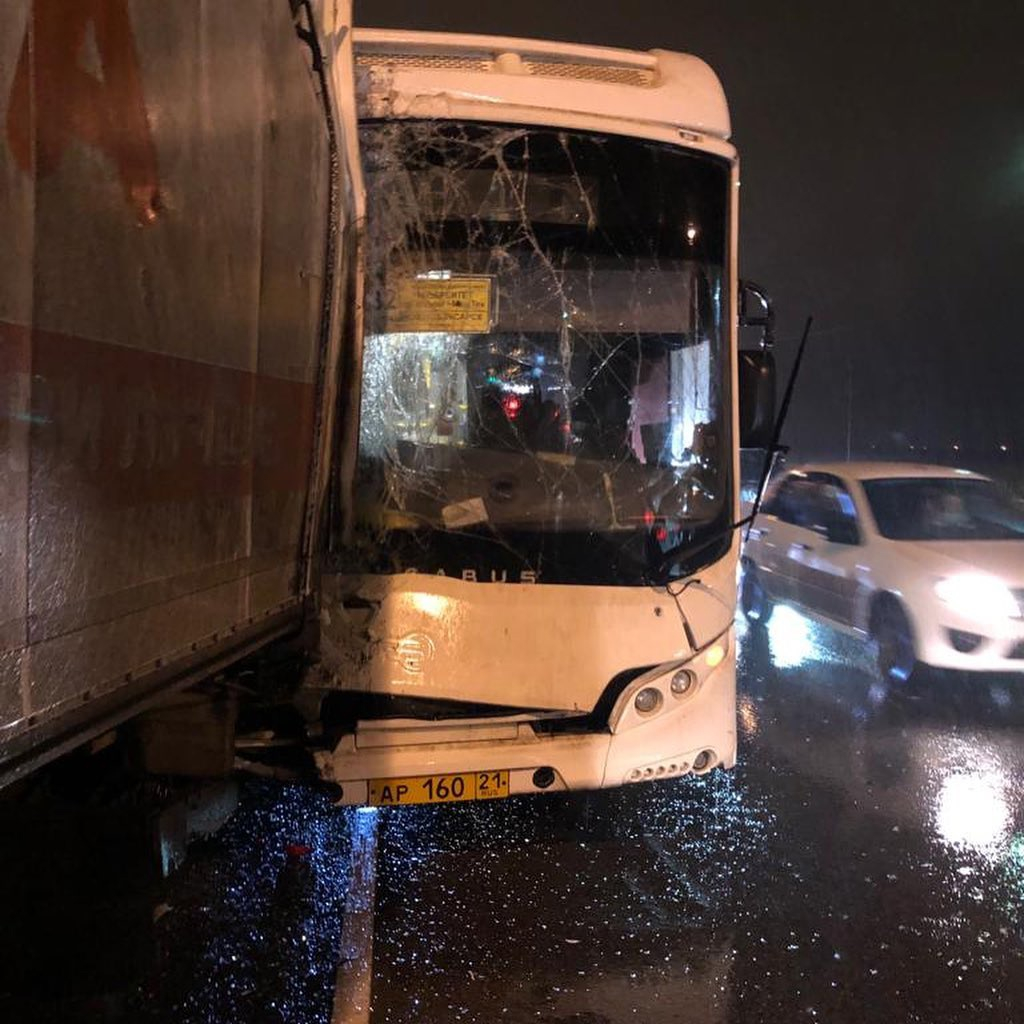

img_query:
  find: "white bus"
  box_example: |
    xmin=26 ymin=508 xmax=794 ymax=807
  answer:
xmin=311 ymin=27 xmax=774 ymax=806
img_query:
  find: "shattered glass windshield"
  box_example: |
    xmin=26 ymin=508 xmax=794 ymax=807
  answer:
xmin=349 ymin=121 xmax=731 ymax=585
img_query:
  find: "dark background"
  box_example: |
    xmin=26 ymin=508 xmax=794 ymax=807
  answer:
xmin=357 ymin=1 xmax=1024 ymax=469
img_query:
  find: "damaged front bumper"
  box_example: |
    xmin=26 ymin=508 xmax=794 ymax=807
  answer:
xmin=314 ymin=633 xmax=736 ymax=805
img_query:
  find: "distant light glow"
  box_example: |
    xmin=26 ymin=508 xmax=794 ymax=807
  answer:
xmin=502 ymin=394 xmax=522 ymax=419
xmin=685 ymin=224 xmax=698 ymax=243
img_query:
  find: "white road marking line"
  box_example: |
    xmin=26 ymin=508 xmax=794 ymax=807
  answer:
xmin=332 ymin=808 xmax=380 ymax=1024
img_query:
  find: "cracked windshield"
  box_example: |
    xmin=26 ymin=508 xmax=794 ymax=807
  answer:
xmin=352 ymin=122 xmax=730 ymax=584
xmin=1 ymin=3 xmax=1022 ymax=1024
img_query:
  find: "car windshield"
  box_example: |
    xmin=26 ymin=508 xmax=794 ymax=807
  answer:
xmin=347 ymin=120 xmax=732 ymax=585
xmin=862 ymin=476 xmax=1024 ymax=541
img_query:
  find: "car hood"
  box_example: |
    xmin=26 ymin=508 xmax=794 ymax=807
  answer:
xmin=895 ymin=539 xmax=1024 ymax=587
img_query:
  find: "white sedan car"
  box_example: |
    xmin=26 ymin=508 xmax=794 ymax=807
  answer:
xmin=741 ymin=462 xmax=1024 ymax=682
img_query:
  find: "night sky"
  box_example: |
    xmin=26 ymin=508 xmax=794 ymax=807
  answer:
xmin=358 ymin=1 xmax=1024 ymax=467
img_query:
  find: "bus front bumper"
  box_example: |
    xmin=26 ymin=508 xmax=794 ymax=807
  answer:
xmin=314 ymin=646 xmax=737 ymax=806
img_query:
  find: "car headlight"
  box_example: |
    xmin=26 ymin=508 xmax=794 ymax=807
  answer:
xmin=934 ymin=575 xmax=1019 ymax=621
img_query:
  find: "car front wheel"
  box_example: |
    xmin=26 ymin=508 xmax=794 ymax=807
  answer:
xmin=872 ymin=597 xmax=916 ymax=685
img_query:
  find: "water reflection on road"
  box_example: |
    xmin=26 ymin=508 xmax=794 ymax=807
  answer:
xmin=369 ymin=611 xmax=1024 ymax=1023
xmin=102 ymin=606 xmax=1024 ymax=1024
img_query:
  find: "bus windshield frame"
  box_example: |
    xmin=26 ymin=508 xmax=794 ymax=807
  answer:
xmin=344 ymin=119 xmax=734 ymax=586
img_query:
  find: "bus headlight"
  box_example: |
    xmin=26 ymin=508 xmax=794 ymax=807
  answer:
xmin=670 ymin=668 xmax=696 ymax=695
xmin=634 ymin=687 xmax=663 ymax=714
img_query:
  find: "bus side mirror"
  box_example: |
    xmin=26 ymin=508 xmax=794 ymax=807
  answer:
xmin=738 ymin=280 xmax=776 ymax=449
xmin=738 ymin=349 xmax=776 ymax=449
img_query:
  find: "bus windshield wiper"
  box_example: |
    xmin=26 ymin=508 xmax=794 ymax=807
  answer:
xmin=650 ymin=315 xmax=813 ymax=585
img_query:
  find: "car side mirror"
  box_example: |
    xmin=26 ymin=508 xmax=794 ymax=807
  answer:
xmin=738 ymin=281 xmax=776 ymax=449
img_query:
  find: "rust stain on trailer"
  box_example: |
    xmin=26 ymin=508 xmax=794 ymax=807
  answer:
xmin=6 ymin=0 xmax=160 ymax=224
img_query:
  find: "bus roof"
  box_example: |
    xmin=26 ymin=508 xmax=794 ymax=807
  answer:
xmin=352 ymin=28 xmax=730 ymax=141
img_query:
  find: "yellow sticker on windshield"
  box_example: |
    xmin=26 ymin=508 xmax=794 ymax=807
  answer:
xmin=387 ymin=275 xmax=493 ymax=333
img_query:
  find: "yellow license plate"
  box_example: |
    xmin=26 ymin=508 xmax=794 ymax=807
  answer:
xmin=368 ymin=769 xmax=510 ymax=806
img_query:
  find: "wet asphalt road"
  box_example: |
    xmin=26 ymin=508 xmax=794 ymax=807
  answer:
xmin=4 ymin=608 xmax=1023 ymax=1023
xmin=368 ymin=610 xmax=1024 ymax=1023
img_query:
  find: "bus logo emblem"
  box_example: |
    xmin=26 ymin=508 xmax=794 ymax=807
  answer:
xmin=394 ymin=633 xmax=435 ymax=675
